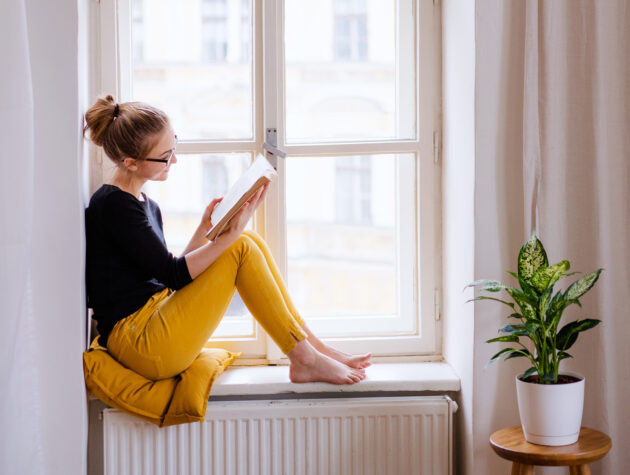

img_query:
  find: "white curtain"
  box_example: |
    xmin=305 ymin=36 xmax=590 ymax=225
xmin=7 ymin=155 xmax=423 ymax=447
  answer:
xmin=1 ymin=0 xmax=88 ymax=474
xmin=0 ymin=0 xmax=43 ymax=473
xmin=475 ymin=1 xmax=630 ymax=473
xmin=524 ymin=2 xmax=630 ymax=473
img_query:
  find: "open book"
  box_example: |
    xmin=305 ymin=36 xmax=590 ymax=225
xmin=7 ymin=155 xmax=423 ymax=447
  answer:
xmin=205 ymin=154 xmax=277 ymax=241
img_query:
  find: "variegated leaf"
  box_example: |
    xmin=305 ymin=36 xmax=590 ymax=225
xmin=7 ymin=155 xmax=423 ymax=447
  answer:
xmin=466 ymin=279 xmax=508 ymax=292
xmin=506 ymin=288 xmax=538 ymax=321
xmin=565 ymin=269 xmax=603 ymax=301
xmin=467 ymin=296 xmax=515 ymax=310
xmin=499 ymin=323 xmax=527 ymax=335
xmin=530 ymin=260 xmax=570 ymax=293
xmin=517 ymin=232 xmax=549 ymax=282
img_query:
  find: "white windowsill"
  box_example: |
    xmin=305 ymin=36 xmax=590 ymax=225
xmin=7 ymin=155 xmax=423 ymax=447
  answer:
xmin=210 ymin=362 xmax=460 ymax=397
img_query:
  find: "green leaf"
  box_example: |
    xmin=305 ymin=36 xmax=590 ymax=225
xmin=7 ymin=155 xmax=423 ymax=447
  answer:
xmin=565 ymin=269 xmax=603 ymax=301
xmin=539 ymin=287 xmax=554 ymax=322
xmin=487 ymin=347 xmax=517 ymax=365
xmin=507 ymin=271 xmax=539 ymax=298
xmin=517 ymin=231 xmax=549 ymax=283
xmin=467 ymin=296 xmax=515 ymax=309
xmin=507 ymin=312 xmax=524 ymax=319
xmin=547 ymin=292 xmax=579 ymax=328
xmin=524 ymin=320 xmax=541 ymax=334
xmin=499 ymin=323 xmax=527 ymax=335
xmin=558 ymin=351 xmax=573 ymax=361
xmin=505 ymin=349 xmax=531 ymax=360
xmin=556 ymin=319 xmax=601 ymax=351
xmin=505 ymin=288 xmax=538 ymax=321
xmin=530 ymin=260 xmax=570 ymax=293
xmin=521 ymin=367 xmax=537 ymax=380
xmin=486 ymin=335 xmax=521 ymax=344
xmin=466 ymin=279 xmax=507 ymax=292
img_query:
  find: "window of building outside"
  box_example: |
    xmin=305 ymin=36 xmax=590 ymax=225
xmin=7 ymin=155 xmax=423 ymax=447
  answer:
xmin=103 ymin=0 xmax=440 ymax=360
xmin=201 ymin=0 xmax=229 ymax=62
xmin=333 ymin=0 xmax=368 ymax=61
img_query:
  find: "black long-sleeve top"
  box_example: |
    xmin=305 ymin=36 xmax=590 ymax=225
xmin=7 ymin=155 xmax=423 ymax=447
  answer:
xmin=85 ymin=184 xmax=192 ymax=347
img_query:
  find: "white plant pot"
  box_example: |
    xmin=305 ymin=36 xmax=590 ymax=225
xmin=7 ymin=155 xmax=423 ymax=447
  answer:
xmin=515 ymin=371 xmax=585 ymax=446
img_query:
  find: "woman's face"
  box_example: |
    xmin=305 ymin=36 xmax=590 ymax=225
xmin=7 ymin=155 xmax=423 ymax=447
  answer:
xmin=136 ymin=128 xmax=178 ymax=182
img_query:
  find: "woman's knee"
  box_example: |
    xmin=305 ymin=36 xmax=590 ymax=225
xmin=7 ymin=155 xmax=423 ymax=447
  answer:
xmin=242 ymin=229 xmax=262 ymax=243
xmin=229 ymin=233 xmax=258 ymax=257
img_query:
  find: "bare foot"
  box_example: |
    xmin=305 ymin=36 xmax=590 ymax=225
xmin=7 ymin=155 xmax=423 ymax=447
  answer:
xmin=313 ymin=343 xmax=372 ymax=370
xmin=300 ymin=324 xmax=372 ymax=369
xmin=288 ymin=341 xmax=366 ymax=385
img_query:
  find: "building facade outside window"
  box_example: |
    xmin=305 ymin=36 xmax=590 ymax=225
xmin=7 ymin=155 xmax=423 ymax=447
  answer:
xmin=333 ymin=0 xmax=368 ymax=61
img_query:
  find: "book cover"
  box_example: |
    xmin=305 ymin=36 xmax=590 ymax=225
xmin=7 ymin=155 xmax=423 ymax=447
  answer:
xmin=206 ymin=154 xmax=277 ymax=240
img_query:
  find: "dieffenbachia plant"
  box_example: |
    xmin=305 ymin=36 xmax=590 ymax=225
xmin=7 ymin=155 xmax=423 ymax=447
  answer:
xmin=468 ymin=232 xmax=602 ymax=384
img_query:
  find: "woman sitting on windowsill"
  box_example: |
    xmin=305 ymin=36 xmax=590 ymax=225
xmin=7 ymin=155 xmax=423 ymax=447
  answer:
xmin=84 ymin=95 xmax=371 ymax=385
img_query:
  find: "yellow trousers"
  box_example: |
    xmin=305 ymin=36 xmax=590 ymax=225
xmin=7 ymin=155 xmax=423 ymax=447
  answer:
xmin=107 ymin=230 xmax=307 ymax=380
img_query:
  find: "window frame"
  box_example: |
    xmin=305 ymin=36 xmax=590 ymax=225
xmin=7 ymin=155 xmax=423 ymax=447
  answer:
xmin=93 ymin=0 xmax=442 ymax=363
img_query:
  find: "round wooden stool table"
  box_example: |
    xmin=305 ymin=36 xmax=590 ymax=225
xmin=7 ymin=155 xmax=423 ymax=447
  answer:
xmin=489 ymin=426 xmax=611 ymax=475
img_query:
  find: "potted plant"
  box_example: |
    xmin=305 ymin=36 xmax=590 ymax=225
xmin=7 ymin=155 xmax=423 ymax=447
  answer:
xmin=469 ymin=232 xmax=602 ymax=446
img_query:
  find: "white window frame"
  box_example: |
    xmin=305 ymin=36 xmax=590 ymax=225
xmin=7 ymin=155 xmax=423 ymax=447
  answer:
xmin=93 ymin=0 xmax=442 ymax=363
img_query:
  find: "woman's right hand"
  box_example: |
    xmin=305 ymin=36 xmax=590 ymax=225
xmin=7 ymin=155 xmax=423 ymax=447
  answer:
xmin=214 ymin=183 xmax=269 ymax=246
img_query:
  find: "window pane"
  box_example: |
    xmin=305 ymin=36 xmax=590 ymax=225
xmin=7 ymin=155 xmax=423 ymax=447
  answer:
xmin=286 ymin=154 xmax=414 ymax=326
xmin=131 ymin=0 xmax=253 ymax=140
xmin=284 ymin=0 xmax=415 ymax=142
xmin=143 ymin=153 xmax=254 ymax=337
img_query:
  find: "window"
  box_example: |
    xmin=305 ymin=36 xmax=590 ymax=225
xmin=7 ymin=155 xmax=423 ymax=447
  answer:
xmin=201 ymin=0 xmax=228 ymax=62
xmin=335 ymin=156 xmax=372 ymax=225
xmin=333 ymin=0 xmax=368 ymax=61
xmin=97 ymin=0 xmax=441 ymax=360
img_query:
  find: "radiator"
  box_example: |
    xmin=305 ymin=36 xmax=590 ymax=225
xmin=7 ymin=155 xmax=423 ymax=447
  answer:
xmin=103 ymin=396 xmax=456 ymax=475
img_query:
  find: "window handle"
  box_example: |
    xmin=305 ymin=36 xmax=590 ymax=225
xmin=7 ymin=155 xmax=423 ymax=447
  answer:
xmin=263 ymin=128 xmax=286 ymax=169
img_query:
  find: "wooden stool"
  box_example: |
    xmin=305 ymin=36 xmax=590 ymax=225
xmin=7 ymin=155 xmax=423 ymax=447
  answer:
xmin=490 ymin=426 xmax=611 ymax=475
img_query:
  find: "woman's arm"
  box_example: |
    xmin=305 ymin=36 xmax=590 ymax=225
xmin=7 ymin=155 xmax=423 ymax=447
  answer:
xmin=180 ymin=198 xmax=223 ymax=256
xmin=184 ymin=184 xmax=269 ymax=280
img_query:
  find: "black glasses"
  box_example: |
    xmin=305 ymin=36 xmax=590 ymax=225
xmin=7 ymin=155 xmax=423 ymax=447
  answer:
xmin=138 ymin=135 xmax=178 ymax=166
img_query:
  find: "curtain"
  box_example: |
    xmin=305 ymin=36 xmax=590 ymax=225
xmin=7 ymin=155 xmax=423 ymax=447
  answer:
xmin=523 ymin=2 xmax=630 ymax=473
xmin=1 ymin=1 xmax=88 ymax=474
xmin=0 ymin=0 xmax=43 ymax=473
xmin=475 ymin=1 xmax=630 ymax=474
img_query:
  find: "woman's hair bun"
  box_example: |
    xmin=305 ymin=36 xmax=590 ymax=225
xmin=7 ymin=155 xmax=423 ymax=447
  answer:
xmin=83 ymin=94 xmax=118 ymax=147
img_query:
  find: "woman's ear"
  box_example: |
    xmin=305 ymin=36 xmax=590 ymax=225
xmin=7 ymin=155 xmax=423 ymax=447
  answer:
xmin=122 ymin=157 xmax=139 ymax=171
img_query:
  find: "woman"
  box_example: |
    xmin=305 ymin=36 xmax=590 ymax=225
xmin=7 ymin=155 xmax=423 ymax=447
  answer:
xmin=84 ymin=95 xmax=371 ymax=385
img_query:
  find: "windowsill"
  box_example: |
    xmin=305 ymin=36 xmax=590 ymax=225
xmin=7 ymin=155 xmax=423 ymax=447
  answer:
xmin=210 ymin=361 xmax=460 ymax=398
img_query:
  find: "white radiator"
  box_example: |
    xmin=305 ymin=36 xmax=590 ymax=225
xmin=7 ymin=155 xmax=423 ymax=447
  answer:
xmin=103 ymin=396 xmax=456 ymax=475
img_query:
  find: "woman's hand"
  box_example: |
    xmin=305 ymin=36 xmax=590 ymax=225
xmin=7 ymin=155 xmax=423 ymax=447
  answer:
xmin=200 ymin=197 xmax=223 ymax=232
xmin=214 ymin=183 xmax=269 ymax=246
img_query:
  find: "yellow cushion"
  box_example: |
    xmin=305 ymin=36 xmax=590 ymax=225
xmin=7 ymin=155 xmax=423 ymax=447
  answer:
xmin=83 ymin=337 xmax=240 ymax=427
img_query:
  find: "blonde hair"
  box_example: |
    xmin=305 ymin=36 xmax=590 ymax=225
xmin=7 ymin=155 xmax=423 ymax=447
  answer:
xmin=83 ymin=94 xmax=170 ymax=164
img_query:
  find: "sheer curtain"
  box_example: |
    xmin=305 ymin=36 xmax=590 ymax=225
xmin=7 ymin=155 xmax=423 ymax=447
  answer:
xmin=1 ymin=1 xmax=88 ymax=474
xmin=0 ymin=1 xmax=42 ymax=473
xmin=524 ymin=2 xmax=630 ymax=473
xmin=475 ymin=1 xmax=630 ymax=473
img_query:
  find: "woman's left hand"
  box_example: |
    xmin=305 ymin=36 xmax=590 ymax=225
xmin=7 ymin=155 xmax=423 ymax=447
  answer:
xmin=201 ymin=197 xmax=223 ymax=231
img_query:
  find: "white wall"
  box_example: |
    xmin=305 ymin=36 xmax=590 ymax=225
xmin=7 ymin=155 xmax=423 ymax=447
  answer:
xmin=441 ymin=1 xmax=475 ymax=474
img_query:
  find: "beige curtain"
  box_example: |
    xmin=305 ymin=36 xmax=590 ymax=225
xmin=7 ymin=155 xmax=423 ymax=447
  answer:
xmin=474 ymin=1 xmax=629 ymax=473
xmin=524 ymin=2 xmax=630 ymax=473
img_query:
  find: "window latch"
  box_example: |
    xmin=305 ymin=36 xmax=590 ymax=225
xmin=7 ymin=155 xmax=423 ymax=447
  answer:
xmin=263 ymin=128 xmax=286 ymax=169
